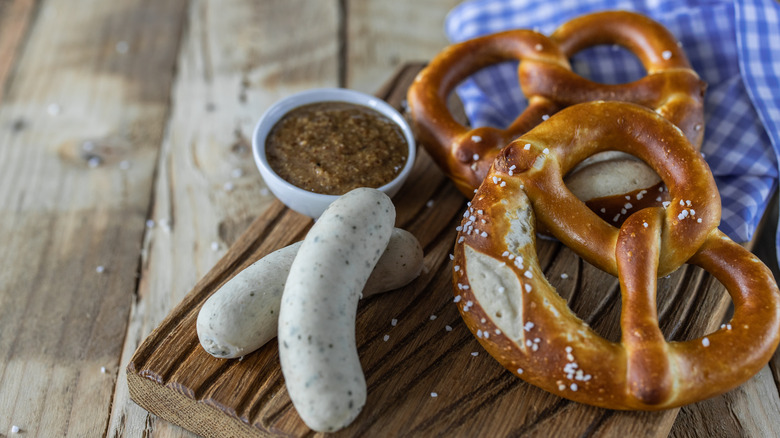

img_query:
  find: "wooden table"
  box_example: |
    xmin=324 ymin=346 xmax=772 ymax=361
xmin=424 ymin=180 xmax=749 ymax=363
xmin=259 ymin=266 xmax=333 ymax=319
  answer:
xmin=1 ymin=1 xmax=778 ymax=437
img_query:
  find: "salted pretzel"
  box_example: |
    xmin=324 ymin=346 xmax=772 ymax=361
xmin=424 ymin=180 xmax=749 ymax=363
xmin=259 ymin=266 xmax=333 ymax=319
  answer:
xmin=407 ymin=29 xmax=569 ymax=194
xmin=407 ymin=11 xmax=706 ymax=222
xmin=452 ymin=101 xmax=780 ymax=409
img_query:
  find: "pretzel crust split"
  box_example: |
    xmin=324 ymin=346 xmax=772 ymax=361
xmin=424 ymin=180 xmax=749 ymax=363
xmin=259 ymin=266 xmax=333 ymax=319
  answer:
xmin=452 ymin=102 xmax=780 ymax=409
xmin=408 ymin=11 xmax=706 ymax=221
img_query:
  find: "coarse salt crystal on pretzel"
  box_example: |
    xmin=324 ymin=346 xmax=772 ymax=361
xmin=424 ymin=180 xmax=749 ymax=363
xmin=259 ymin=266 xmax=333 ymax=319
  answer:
xmin=453 ymin=101 xmax=780 ymax=410
xmin=407 ymin=11 xmax=706 ymax=224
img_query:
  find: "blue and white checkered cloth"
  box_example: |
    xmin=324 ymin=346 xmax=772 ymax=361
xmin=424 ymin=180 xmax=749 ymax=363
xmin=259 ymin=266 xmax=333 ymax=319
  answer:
xmin=445 ymin=0 xmax=780 ymax=257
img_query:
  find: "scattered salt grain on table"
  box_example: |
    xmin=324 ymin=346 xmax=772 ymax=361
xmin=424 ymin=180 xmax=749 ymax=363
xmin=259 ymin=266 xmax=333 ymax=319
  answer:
xmin=158 ymin=218 xmax=171 ymax=232
xmin=116 ymin=41 xmax=129 ymax=54
xmin=87 ymin=157 xmax=102 ymax=168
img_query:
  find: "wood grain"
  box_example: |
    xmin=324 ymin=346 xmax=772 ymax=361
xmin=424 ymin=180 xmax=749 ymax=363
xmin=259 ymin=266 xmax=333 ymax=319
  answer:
xmin=108 ymin=1 xmax=341 ymax=436
xmin=344 ymin=0 xmax=463 ymax=94
xmin=127 ymin=63 xmax=780 ymax=437
xmin=0 ymin=0 xmax=188 ymax=436
xmin=0 ymin=0 xmax=37 ymax=105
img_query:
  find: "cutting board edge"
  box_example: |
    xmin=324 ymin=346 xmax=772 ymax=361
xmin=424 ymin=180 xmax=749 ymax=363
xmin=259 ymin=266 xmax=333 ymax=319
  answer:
xmin=127 ymin=368 xmax=273 ymax=438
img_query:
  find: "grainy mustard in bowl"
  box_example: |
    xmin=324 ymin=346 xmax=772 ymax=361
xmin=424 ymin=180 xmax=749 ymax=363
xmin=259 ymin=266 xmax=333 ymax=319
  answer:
xmin=252 ymin=88 xmax=415 ymax=218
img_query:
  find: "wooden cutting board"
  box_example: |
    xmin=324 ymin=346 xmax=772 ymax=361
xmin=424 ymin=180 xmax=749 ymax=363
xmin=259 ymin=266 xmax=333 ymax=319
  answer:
xmin=126 ymin=63 xmax=756 ymax=437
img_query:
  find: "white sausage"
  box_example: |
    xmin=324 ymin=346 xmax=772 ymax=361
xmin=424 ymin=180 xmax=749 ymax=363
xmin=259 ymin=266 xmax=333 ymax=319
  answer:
xmin=278 ymin=188 xmax=395 ymax=432
xmin=364 ymin=228 xmax=423 ymax=296
xmin=197 ymin=242 xmax=300 ymax=359
xmin=196 ymin=228 xmax=422 ymax=359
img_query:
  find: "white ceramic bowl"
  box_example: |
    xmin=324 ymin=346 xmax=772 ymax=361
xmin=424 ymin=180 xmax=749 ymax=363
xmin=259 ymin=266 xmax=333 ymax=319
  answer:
xmin=252 ymin=88 xmax=416 ymax=218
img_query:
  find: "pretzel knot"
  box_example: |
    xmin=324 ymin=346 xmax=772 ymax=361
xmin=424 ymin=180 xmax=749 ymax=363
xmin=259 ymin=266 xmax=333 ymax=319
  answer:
xmin=408 ymin=11 xmax=706 ymax=218
xmin=453 ymin=101 xmax=780 ymax=409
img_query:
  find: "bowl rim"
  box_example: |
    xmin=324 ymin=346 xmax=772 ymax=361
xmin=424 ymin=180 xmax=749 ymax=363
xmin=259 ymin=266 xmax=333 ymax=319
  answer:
xmin=251 ymin=87 xmax=417 ymax=211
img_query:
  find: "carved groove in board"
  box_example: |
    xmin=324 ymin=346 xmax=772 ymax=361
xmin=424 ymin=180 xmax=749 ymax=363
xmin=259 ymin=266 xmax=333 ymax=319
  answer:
xmin=415 ymin=210 xmax=463 ymax=258
xmin=355 ymin=334 xmax=478 ymax=436
xmin=230 ymin=356 xmax=282 ymax=421
xmin=580 ymin=281 xmax=621 ymax=328
xmin=404 ymin=371 xmax=519 ymax=436
xmin=143 ymin=322 xmax=199 ymax=383
xmin=366 ymin=328 xmax=474 ymax=399
xmin=507 ymin=397 xmax=572 ymax=437
xmin=193 ymin=357 xmax=241 ymax=401
xmin=201 ymin=360 xmax=254 ymax=420
xmin=453 ymin=371 xmax=523 ymax=428
xmin=561 ymin=256 xmax=586 ymax=305
xmin=661 ymin=268 xmax=703 ymax=339
xmin=261 ymin=391 xmax=294 ymax=431
xmin=583 ymin=410 xmax=616 ymax=438
xmin=657 ymin=269 xmax=690 ymax=324
xmin=354 ymin=231 xmax=457 ymax=345
xmin=204 ymin=352 xmax=273 ymax=406
xmin=249 ymin=372 xmax=286 ymax=428
xmin=359 ymin=255 xmax=459 ymax=375
xmin=539 ymin=240 xmax=567 ymax=272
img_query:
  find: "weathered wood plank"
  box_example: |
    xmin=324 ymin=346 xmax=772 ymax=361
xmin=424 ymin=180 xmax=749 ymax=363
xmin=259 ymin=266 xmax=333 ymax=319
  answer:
xmin=0 ymin=0 xmax=37 ymax=105
xmin=108 ymin=0 xmax=341 ymax=436
xmin=0 ymin=0 xmax=188 ymax=436
xmin=345 ymin=0 xmax=463 ymax=93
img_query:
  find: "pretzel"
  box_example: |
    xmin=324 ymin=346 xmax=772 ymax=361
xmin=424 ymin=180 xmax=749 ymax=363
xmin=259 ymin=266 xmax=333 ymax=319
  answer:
xmin=545 ymin=11 xmax=706 ymax=216
xmin=407 ymin=11 xmax=706 ymax=221
xmin=452 ymin=101 xmax=780 ymax=409
xmin=407 ymin=29 xmax=569 ymax=195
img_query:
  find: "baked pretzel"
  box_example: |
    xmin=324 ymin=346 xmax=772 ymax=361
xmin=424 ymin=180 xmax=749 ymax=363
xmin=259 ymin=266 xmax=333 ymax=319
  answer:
xmin=546 ymin=11 xmax=706 ymax=217
xmin=408 ymin=11 xmax=706 ymax=222
xmin=407 ymin=29 xmax=569 ymax=195
xmin=452 ymin=101 xmax=780 ymax=409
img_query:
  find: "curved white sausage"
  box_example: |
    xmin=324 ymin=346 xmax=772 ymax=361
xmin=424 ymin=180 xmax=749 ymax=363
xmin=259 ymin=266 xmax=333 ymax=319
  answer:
xmin=196 ymin=227 xmax=422 ymax=359
xmin=278 ymin=188 xmax=395 ymax=432
xmin=197 ymin=242 xmax=300 ymax=359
